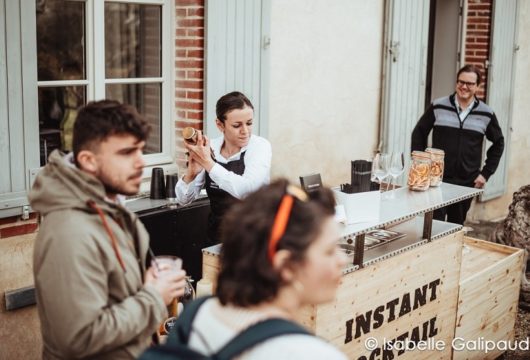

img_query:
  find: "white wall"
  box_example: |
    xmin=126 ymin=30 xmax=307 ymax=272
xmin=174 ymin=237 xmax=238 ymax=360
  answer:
xmin=268 ymin=0 xmax=384 ymax=186
xmin=470 ymin=0 xmax=530 ymax=221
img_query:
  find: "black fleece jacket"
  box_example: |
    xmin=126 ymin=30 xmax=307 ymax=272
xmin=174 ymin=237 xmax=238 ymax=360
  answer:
xmin=411 ymin=94 xmax=504 ymax=185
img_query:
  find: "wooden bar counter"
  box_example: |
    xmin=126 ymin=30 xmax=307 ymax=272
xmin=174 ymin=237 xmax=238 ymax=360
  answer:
xmin=201 ymin=183 xmax=524 ymax=359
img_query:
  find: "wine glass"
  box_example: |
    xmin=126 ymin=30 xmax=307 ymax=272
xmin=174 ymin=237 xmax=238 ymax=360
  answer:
xmin=388 ymin=152 xmax=405 ymax=191
xmin=371 ymin=153 xmax=390 ymax=192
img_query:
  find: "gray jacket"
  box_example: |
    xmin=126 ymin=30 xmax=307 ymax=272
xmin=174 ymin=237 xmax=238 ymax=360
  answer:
xmin=29 ymin=150 xmax=166 ymax=359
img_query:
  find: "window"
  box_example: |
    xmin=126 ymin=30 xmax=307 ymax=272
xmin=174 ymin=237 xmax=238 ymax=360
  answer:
xmin=0 ymin=0 xmax=174 ymax=217
xmin=36 ymin=0 xmax=172 ymax=164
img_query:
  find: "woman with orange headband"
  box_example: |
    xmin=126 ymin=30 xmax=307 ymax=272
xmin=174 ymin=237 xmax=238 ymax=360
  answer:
xmin=162 ymin=178 xmax=348 ymax=358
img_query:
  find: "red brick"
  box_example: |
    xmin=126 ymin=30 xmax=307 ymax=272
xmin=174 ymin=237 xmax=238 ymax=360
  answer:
xmin=175 ymin=39 xmax=204 ymax=48
xmin=176 ymin=0 xmax=204 ymax=6
xmin=176 ymin=90 xmax=187 ymax=98
xmin=177 ymin=110 xmax=186 ymax=118
xmin=187 ymin=49 xmax=204 ymax=59
xmin=468 ymin=4 xmax=491 ymax=11
xmin=176 ymin=101 xmax=203 ymax=111
xmin=0 ymin=212 xmax=38 ymax=225
xmin=474 ymin=51 xmax=488 ymax=57
xmin=468 ymin=17 xmax=490 ymax=24
xmin=176 ymin=9 xmax=186 ymax=18
xmin=467 ymin=42 xmax=488 ymax=49
xmin=187 ymin=7 xmax=204 ymax=17
xmin=176 ymin=59 xmax=204 ymax=69
xmin=466 ymin=37 xmax=475 ymax=43
xmin=176 ymin=80 xmax=203 ymax=89
xmin=176 ymin=121 xmax=202 ymax=129
xmin=176 ymin=70 xmax=186 ymax=78
xmin=175 ymin=49 xmax=187 ymax=58
xmin=0 ymin=223 xmax=39 ymax=238
xmin=187 ymin=90 xmax=203 ymax=100
xmin=0 ymin=215 xmax=19 ymax=225
xmin=176 ymin=28 xmax=186 ymax=37
xmin=187 ymin=111 xmax=204 ymax=120
xmin=475 ymin=37 xmax=489 ymax=43
xmin=465 ymin=56 xmax=485 ymax=63
xmin=467 ymin=31 xmax=488 ymax=37
xmin=186 ymin=28 xmax=204 ymax=38
xmin=187 ymin=70 xmax=203 ymax=79
xmin=177 ymin=18 xmax=203 ymax=28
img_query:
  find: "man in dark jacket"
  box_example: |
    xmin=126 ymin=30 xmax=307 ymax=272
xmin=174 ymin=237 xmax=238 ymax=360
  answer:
xmin=411 ymin=64 xmax=504 ymax=225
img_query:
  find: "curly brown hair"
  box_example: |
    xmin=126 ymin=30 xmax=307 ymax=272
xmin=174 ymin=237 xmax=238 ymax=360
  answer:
xmin=216 ymin=178 xmax=336 ymax=307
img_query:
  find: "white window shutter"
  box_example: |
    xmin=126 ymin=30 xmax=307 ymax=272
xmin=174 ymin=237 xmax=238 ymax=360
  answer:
xmin=0 ymin=0 xmax=39 ymax=217
xmin=480 ymin=0 xmax=518 ymax=201
xmin=204 ymin=0 xmax=269 ymax=138
xmin=380 ymin=0 xmax=431 ymax=185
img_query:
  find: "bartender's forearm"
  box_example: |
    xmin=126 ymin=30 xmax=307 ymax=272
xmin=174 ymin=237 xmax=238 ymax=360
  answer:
xmin=183 ymin=172 xmax=196 ymax=184
xmin=203 ymin=158 xmax=215 ymax=172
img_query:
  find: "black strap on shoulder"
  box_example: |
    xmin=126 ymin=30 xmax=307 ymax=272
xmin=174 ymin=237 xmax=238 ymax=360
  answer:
xmin=214 ymin=318 xmax=311 ymax=360
xmin=171 ymin=296 xmax=213 ymax=344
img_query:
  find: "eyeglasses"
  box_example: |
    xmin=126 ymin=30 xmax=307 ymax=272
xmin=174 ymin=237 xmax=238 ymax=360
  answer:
xmin=267 ymin=184 xmax=308 ymax=262
xmin=457 ymin=79 xmax=476 ymax=88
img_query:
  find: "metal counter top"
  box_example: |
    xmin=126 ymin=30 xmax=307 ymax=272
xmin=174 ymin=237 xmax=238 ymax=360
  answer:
xmin=338 ymin=182 xmax=482 ymax=240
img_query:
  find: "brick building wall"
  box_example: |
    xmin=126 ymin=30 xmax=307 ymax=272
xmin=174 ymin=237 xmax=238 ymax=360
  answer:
xmin=464 ymin=0 xmax=493 ymax=100
xmin=175 ymin=0 xmax=206 ymax=169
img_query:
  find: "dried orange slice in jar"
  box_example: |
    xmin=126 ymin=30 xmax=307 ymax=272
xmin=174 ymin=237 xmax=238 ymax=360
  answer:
xmin=425 ymin=148 xmax=445 ymax=187
xmin=408 ymin=151 xmax=432 ymax=191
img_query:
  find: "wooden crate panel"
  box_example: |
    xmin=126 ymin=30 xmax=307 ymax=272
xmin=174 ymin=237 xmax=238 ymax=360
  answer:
xmin=318 ymin=232 xmax=463 ymax=360
xmin=454 ymin=237 xmax=524 ymax=360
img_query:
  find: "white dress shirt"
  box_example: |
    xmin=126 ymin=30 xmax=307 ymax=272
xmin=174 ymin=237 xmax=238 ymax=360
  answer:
xmin=175 ymin=134 xmax=271 ymax=205
xmin=455 ymin=97 xmax=477 ymax=122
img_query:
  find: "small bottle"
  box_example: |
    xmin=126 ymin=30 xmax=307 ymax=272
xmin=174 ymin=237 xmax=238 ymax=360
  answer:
xmin=425 ymin=148 xmax=445 ymax=187
xmin=407 ymin=151 xmax=432 ymax=191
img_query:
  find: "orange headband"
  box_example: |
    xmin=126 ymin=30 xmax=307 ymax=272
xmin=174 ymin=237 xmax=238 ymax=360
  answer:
xmin=267 ymin=185 xmax=308 ymax=262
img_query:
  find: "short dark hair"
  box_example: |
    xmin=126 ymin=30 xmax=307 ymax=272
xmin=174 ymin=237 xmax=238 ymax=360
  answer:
xmin=72 ymin=100 xmax=151 ymax=162
xmin=457 ymin=64 xmax=482 ymax=86
xmin=216 ymin=178 xmax=336 ymax=307
xmin=215 ymin=91 xmax=254 ymax=123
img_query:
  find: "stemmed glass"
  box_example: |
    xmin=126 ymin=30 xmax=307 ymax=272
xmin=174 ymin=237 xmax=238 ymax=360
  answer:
xmin=371 ymin=153 xmax=390 ymax=192
xmin=388 ymin=152 xmax=405 ymax=191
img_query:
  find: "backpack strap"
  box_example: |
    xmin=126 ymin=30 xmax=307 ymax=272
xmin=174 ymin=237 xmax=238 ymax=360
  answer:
xmin=214 ymin=318 xmax=311 ymax=360
xmin=170 ymin=296 xmax=213 ymax=344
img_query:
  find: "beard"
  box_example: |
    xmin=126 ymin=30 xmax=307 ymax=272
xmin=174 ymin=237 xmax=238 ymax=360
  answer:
xmin=98 ymin=170 xmax=142 ymax=197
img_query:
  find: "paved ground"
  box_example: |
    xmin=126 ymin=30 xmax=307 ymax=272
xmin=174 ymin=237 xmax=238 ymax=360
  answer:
xmin=464 ymin=220 xmax=529 ymax=360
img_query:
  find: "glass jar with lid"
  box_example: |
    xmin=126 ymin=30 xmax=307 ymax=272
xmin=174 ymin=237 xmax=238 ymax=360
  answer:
xmin=407 ymin=151 xmax=432 ymax=191
xmin=425 ymin=147 xmax=445 ymax=187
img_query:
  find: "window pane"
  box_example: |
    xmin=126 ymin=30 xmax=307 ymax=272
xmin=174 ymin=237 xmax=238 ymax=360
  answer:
xmin=105 ymin=3 xmax=162 ymax=78
xmin=36 ymin=0 xmax=85 ymax=81
xmin=38 ymin=86 xmax=86 ymax=165
xmin=106 ymin=83 xmax=161 ymax=154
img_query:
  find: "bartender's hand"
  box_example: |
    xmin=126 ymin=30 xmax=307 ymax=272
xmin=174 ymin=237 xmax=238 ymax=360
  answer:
xmin=187 ymin=130 xmax=216 ymax=172
xmin=183 ymin=155 xmax=203 ymax=183
xmin=144 ymin=267 xmax=187 ymax=306
xmin=474 ymin=174 xmax=487 ymax=189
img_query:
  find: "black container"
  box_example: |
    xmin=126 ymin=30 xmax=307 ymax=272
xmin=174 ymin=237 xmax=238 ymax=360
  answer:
xmin=351 ymin=160 xmax=373 ymax=193
xmin=165 ymin=173 xmax=179 ymax=200
xmin=150 ymin=167 xmax=166 ymax=199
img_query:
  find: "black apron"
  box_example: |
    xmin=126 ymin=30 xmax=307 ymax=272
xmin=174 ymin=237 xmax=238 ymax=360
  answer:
xmin=205 ymin=151 xmax=246 ymax=245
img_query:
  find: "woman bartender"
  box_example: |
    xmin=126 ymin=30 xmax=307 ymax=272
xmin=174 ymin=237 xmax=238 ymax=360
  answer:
xmin=175 ymin=91 xmax=272 ymax=244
